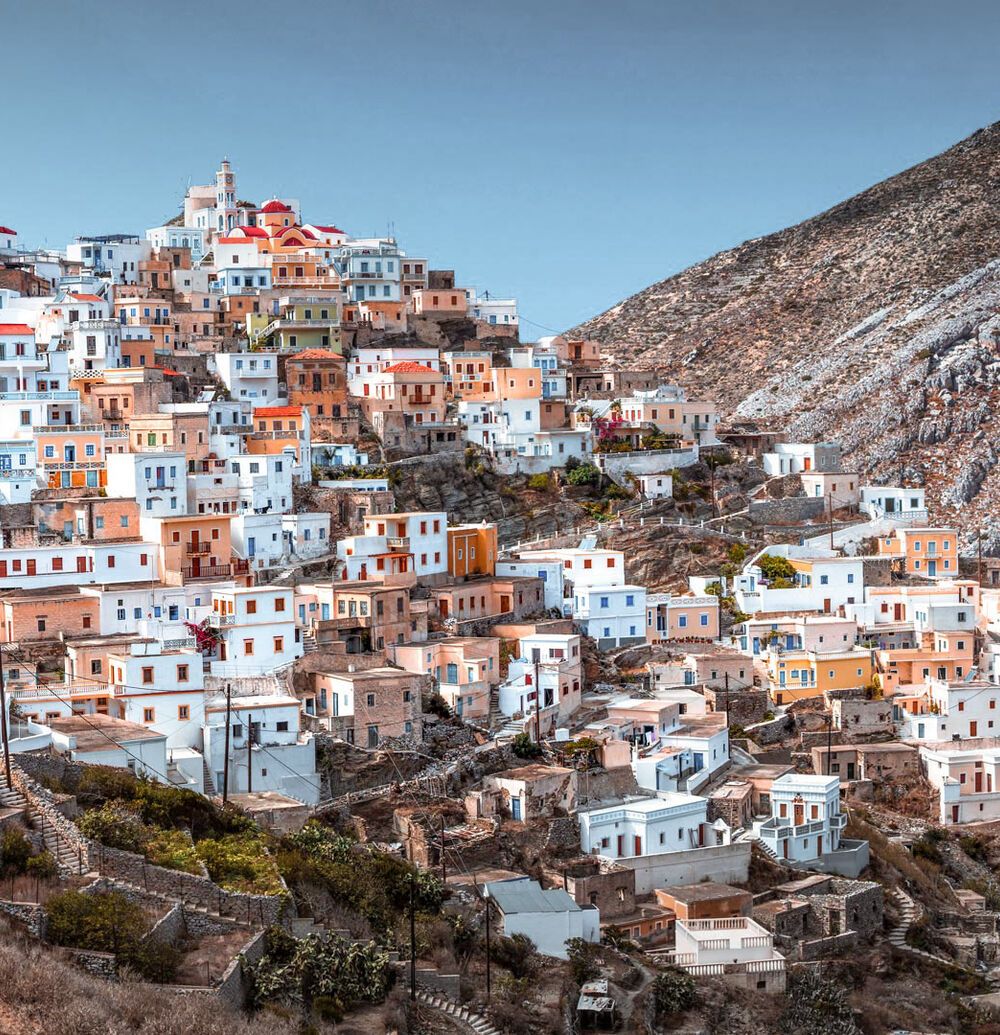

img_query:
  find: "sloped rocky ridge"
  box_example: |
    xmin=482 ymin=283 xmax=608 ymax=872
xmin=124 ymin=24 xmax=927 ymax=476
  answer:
xmin=570 ymin=122 xmax=1000 ymax=547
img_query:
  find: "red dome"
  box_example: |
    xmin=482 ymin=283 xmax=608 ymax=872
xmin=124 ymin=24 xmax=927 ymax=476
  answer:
xmin=261 ymin=199 xmax=291 ymax=213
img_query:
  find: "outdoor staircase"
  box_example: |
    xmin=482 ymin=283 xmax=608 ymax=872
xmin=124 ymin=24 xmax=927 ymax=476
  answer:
xmin=302 ymin=630 xmax=318 ymax=655
xmin=202 ymin=756 xmax=217 ymax=796
xmin=887 ymin=888 xmax=954 ymax=964
xmin=0 ymin=774 xmax=88 ymax=875
xmin=737 ymin=828 xmax=782 ymax=864
xmin=415 ymin=990 xmax=502 ymax=1035
xmin=495 ymin=716 xmax=529 ymax=744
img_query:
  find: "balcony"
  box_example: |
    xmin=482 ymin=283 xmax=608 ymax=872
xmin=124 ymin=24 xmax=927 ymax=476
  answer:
xmin=207 ymin=612 xmax=236 ymax=626
xmin=186 ymin=541 xmax=212 ymax=556
xmin=0 ymin=468 xmax=34 ymax=480
xmin=100 ymin=409 xmax=125 ymax=420
xmin=33 ymin=422 xmax=104 ymax=434
xmin=76 ymin=320 xmax=119 ymax=331
xmin=232 ymin=558 xmax=251 ymax=575
xmin=181 ymin=562 xmax=233 ymax=580
xmin=0 ymin=391 xmax=76 ymax=402
xmin=387 ymin=536 xmax=410 ymax=550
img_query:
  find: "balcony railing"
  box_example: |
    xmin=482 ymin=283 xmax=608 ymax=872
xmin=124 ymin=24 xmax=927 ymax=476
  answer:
xmin=33 ymin=422 xmax=104 ymax=434
xmin=0 ymin=391 xmax=76 ymax=402
xmin=207 ymin=612 xmax=236 ymax=626
xmin=232 ymin=558 xmax=251 ymax=575
xmin=387 ymin=536 xmax=410 ymax=550
xmin=186 ymin=541 xmax=212 ymax=555
xmin=76 ymin=320 xmax=119 ymax=331
xmin=181 ymin=563 xmax=232 ymax=579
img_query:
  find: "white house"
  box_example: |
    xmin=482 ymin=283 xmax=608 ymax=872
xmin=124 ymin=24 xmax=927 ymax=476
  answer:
xmin=106 ymin=451 xmax=189 ymax=517
xmin=47 ymin=713 xmax=167 ymax=780
xmin=761 ymin=442 xmax=842 ymax=477
xmin=145 ymin=224 xmax=207 ymax=262
xmin=484 ymin=877 xmax=598 ymax=960
xmin=921 ymin=739 xmax=1000 ymax=825
xmin=574 ymin=584 xmax=647 ymax=649
xmin=213 ymin=352 xmax=280 ymax=402
xmin=578 ymin=793 xmax=720 ymax=860
xmin=206 ymin=585 xmax=302 ymax=676
xmin=638 ymin=472 xmax=673 ymax=500
xmin=496 ymin=558 xmax=565 ymax=612
xmin=203 ymin=694 xmax=319 ymax=804
xmin=753 ymin=774 xmax=847 ymax=865
xmin=282 ymin=513 xmax=331 ymax=559
xmin=0 ymin=439 xmax=39 ymax=504
xmin=667 ymin=917 xmax=786 ymax=992
xmin=860 ymin=486 xmax=928 ymax=523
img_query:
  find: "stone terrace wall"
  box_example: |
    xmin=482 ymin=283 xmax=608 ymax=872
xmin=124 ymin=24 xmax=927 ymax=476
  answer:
xmin=0 ymin=899 xmax=47 ymax=938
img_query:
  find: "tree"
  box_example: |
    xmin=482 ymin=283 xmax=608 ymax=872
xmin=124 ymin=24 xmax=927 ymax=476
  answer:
xmin=651 ymin=968 xmax=696 ymax=1017
xmin=566 ymin=463 xmax=600 ymax=486
xmin=511 ymin=733 xmax=542 ymax=759
xmin=757 ymin=553 xmax=797 ymax=584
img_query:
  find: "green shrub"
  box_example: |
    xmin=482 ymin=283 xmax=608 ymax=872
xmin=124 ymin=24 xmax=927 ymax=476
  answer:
xmin=959 ymin=834 xmax=989 ymax=863
xmin=651 ymin=968 xmax=696 ymax=1016
xmin=249 ymin=928 xmax=389 ymax=1013
xmin=756 ymin=553 xmax=797 ymax=582
xmin=511 ymin=733 xmax=542 ymax=759
xmin=0 ymin=827 xmax=32 ymax=876
xmin=566 ymin=463 xmax=599 ymax=486
xmin=527 ymin=473 xmax=551 ymax=491
xmin=45 ymin=889 xmax=179 ymax=981
xmin=25 ymin=851 xmax=56 ymax=879
xmin=196 ymin=833 xmax=284 ymax=895
xmin=146 ymin=828 xmax=201 ymax=875
xmin=565 ymin=937 xmax=600 ymax=986
xmin=77 ymin=803 xmax=148 ymax=854
xmin=492 ymin=933 xmax=537 ymax=978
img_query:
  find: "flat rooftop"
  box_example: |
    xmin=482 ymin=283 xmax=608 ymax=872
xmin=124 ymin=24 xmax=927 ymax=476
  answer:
xmin=48 ymin=713 xmax=164 ymax=751
xmin=659 ymin=881 xmax=749 ymax=903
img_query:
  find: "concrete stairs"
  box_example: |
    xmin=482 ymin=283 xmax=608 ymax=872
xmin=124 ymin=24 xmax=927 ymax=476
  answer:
xmin=302 ymin=630 xmax=318 ymax=655
xmin=415 ymin=989 xmax=502 ymax=1035
xmin=97 ymin=875 xmax=258 ymax=926
xmin=202 ymin=756 xmax=217 ymax=797
xmin=495 ymin=717 xmax=529 ymax=744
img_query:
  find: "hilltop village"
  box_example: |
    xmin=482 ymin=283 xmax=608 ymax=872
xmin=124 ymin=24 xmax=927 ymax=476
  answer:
xmin=0 ymin=161 xmax=999 ymax=1034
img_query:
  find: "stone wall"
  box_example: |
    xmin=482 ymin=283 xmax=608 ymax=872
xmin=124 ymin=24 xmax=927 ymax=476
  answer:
xmin=70 ymin=948 xmax=117 ymax=978
xmin=145 ymin=903 xmax=185 ymax=947
xmin=214 ymin=929 xmax=266 ymax=1010
xmin=0 ymin=899 xmax=47 ymax=938
xmin=747 ymin=496 xmax=826 ymax=525
xmin=744 ymin=714 xmax=795 ymax=746
xmin=796 ymin=930 xmax=859 ymax=961
xmin=703 ymin=687 xmax=770 ymax=727
xmin=612 ymin=841 xmax=751 ymax=895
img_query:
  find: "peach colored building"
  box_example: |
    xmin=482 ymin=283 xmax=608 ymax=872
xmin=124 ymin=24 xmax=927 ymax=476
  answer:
xmin=447 ymin=523 xmax=498 ymax=578
xmin=878 ymin=629 xmax=976 ymax=694
xmin=128 ymin=410 xmax=211 ymax=467
xmin=390 ymin=636 xmax=499 ymax=719
xmin=443 ymin=351 xmax=494 ymax=400
xmin=358 ymin=362 xmax=446 ymax=424
xmin=645 ymin=593 xmax=720 ymax=643
xmin=285 ymin=349 xmax=348 ymax=422
xmin=150 ymin=514 xmax=248 ymax=585
xmin=483 ymin=366 xmax=543 ymax=402
xmin=0 ymin=587 xmax=99 ymax=643
xmin=34 ymin=424 xmax=107 ymax=490
xmin=878 ymin=527 xmax=959 ymax=579
xmin=410 ymin=287 xmax=467 ymax=316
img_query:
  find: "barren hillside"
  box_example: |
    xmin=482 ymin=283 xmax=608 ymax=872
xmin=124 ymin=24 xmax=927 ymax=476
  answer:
xmin=571 ymin=121 xmax=1000 ymax=547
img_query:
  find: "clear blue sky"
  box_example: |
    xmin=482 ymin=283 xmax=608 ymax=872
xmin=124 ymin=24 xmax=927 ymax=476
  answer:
xmin=6 ymin=0 xmax=1000 ymax=334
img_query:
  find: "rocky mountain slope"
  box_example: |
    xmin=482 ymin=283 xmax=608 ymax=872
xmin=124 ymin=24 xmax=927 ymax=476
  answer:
xmin=571 ymin=121 xmax=1000 ymax=547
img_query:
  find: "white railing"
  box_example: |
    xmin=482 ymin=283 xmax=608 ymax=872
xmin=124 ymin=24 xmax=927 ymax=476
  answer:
xmin=0 ymin=391 xmax=76 ymax=401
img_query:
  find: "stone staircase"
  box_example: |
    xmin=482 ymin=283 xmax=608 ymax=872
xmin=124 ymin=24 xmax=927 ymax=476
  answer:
xmin=887 ymin=888 xmax=955 ymax=965
xmin=0 ymin=775 xmax=87 ymax=876
xmin=415 ymin=989 xmax=501 ymax=1035
xmin=302 ymin=630 xmax=318 ymax=655
xmin=97 ymin=875 xmax=257 ymax=926
xmin=495 ymin=716 xmax=529 ymax=744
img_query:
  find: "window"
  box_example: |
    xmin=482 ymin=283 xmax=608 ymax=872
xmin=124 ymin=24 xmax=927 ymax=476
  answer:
xmin=366 ymin=693 xmax=376 ymax=707
xmin=274 ymin=597 xmax=286 ymax=612
xmin=178 ymin=705 xmax=190 ymax=720
xmin=246 ymin=599 xmax=257 ymax=614
xmin=273 ymin=636 xmax=284 ymax=653
xmin=177 ymin=664 xmax=189 ymax=682
xmin=244 ymin=639 xmax=254 ymax=656
xmin=143 ymin=708 xmax=155 ymax=723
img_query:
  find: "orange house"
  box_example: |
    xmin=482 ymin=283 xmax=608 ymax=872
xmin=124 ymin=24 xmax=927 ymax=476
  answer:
xmin=410 ymin=287 xmax=467 ymax=316
xmin=285 ymin=349 xmax=348 ymax=421
xmin=483 ymin=367 xmax=543 ymax=402
xmin=448 ymin=524 xmax=498 ymax=578
xmin=246 ymin=405 xmax=310 ymax=467
xmin=0 ymin=587 xmax=99 ymax=643
xmin=128 ymin=411 xmax=211 ymax=467
xmin=35 ymin=425 xmax=107 ymax=490
xmin=152 ymin=514 xmax=248 ymax=585
xmin=878 ymin=527 xmax=959 ymax=578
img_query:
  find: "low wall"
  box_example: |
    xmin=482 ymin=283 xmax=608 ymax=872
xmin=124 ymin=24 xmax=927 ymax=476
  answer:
xmin=744 ymin=714 xmax=794 ymax=745
xmin=0 ymin=899 xmax=47 ymax=938
xmin=611 ymin=841 xmax=751 ymax=895
xmin=796 ymin=930 xmax=858 ymax=961
xmin=145 ymin=903 xmax=185 ymax=946
xmin=92 ymin=841 xmax=289 ymax=925
xmin=596 ymin=447 xmax=699 ymax=484
xmin=70 ymin=948 xmax=117 ymax=978
xmin=747 ymin=497 xmax=826 ymax=525
xmin=215 ymin=928 xmax=266 ymax=1010
xmin=414 ymin=966 xmax=461 ymax=998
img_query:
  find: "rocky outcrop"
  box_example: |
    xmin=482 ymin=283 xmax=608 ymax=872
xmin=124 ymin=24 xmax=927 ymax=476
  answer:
xmin=569 ymin=121 xmax=1000 ymax=549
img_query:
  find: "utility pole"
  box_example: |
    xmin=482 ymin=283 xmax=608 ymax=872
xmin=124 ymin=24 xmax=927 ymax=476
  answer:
xmin=828 ymin=491 xmax=834 ymax=551
xmin=0 ymin=646 xmax=10 ymax=787
xmin=409 ymin=874 xmax=417 ymax=1001
xmin=246 ymin=711 xmax=253 ymax=795
xmin=440 ymin=815 xmax=447 ymax=885
xmin=723 ymin=671 xmax=730 ymax=725
xmin=826 ymin=711 xmax=833 ymax=776
xmin=484 ymin=893 xmax=492 ymax=1002
xmin=534 ymin=660 xmax=541 ymax=744
xmin=978 ymin=527 xmax=983 ymax=587
xmin=222 ymin=682 xmax=232 ymax=803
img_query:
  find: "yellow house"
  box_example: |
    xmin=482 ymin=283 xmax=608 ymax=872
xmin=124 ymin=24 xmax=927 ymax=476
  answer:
xmin=247 ymin=296 xmax=341 ymax=352
xmin=768 ymin=646 xmax=874 ymax=705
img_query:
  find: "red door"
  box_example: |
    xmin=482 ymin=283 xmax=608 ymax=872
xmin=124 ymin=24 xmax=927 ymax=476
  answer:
xmin=971 ymin=722 xmax=978 ymax=738
xmin=823 ymin=599 xmax=831 ymax=614
xmin=26 ymin=559 xmax=36 ymax=576
xmin=976 ymin=772 xmax=983 ymax=792
xmin=633 ymin=835 xmax=642 ymax=856
xmin=616 ymin=835 xmax=624 ymax=857
xmin=952 ymin=805 xmax=960 ymax=823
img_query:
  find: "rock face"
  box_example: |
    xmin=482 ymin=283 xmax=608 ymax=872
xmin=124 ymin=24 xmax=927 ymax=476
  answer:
xmin=570 ymin=122 xmax=1000 ymax=548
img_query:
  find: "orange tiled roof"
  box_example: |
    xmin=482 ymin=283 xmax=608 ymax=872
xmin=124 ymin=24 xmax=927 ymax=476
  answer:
xmin=290 ymin=349 xmax=342 ymax=360
xmin=383 ymin=362 xmax=436 ymax=374
xmin=254 ymin=405 xmax=303 ymax=417
xmin=68 ymin=293 xmax=103 ymax=302
xmin=0 ymin=324 xmax=33 ymax=335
